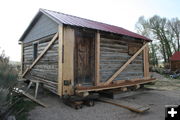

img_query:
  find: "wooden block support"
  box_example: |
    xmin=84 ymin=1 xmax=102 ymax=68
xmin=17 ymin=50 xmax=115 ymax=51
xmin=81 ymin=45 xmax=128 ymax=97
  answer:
xmin=95 ymin=31 xmax=100 ymax=85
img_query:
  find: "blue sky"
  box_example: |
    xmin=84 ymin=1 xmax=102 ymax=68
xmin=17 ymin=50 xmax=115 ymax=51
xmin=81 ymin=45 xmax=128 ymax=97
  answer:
xmin=0 ymin=0 xmax=179 ymax=61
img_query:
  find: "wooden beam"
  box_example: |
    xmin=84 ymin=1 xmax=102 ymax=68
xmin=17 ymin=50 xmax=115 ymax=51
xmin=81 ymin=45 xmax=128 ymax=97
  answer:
xmin=22 ymin=33 xmax=58 ymax=78
xmin=62 ymin=26 xmax=74 ymax=95
xmin=143 ymin=44 xmax=149 ymax=78
xmin=104 ymin=43 xmax=148 ymax=85
xmin=98 ymin=98 xmax=150 ymax=113
xmin=22 ymin=91 xmax=47 ymax=107
xmin=95 ymin=31 xmax=100 ymax=85
xmin=58 ymin=25 xmax=63 ymax=96
xmin=76 ymin=78 xmax=156 ymax=93
xmin=21 ymin=43 xmax=24 ymax=74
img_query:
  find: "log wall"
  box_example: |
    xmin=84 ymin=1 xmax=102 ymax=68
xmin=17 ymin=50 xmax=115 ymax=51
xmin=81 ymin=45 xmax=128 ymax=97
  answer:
xmin=171 ymin=60 xmax=180 ymax=71
xmin=23 ymin=34 xmax=59 ymax=94
xmin=100 ymin=37 xmax=144 ymax=82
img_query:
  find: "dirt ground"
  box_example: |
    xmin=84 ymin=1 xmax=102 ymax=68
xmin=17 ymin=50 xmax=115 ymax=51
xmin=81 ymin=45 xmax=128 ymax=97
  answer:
xmin=28 ymin=72 xmax=180 ymax=120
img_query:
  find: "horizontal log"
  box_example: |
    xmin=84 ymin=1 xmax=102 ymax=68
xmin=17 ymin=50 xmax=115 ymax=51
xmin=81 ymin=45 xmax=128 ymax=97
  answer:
xmin=100 ymin=52 xmax=143 ymax=57
xmin=24 ymin=46 xmax=33 ymax=50
xmin=100 ymin=74 xmax=144 ymax=82
xmin=34 ymin=64 xmax=58 ymax=69
xmin=101 ymin=38 xmax=128 ymax=45
xmin=100 ymin=67 xmax=143 ymax=72
xmin=29 ymin=75 xmax=58 ymax=85
xmin=43 ymin=84 xmax=57 ymax=91
xmin=100 ymin=71 xmax=143 ymax=76
xmin=24 ymin=55 xmax=58 ymax=60
xmin=38 ymin=40 xmax=58 ymax=47
xmin=100 ymin=47 xmax=128 ymax=53
xmin=24 ymin=49 xmax=33 ymax=53
xmin=24 ymin=53 xmax=58 ymax=62
xmin=30 ymin=72 xmax=57 ymax=82
xmin=43 ymin=86 xmax=58 ymax=94
xmin=32 ymin=68 xmax=58 ymax=73
xmin=100 ymin=60 xmax=142 ymax=64
xmin=23 ymin=61 xmax=58 ymax=65
xmin=100 ymin=56 xmax=143 ymax=61
xmin=38 ymin=43 xmax=58 ymax=50
xmin=100 ymin=65 xmax=143 ymax=69
xmin=100 ymin=43 xmax=128 ymax=49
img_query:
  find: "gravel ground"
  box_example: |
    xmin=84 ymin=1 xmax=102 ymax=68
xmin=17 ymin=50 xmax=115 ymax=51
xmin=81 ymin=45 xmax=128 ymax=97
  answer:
xmin=28 ymin=73 xmax=180 ymax=120
xmin=147 ymin=72 xmax=180 ymax=90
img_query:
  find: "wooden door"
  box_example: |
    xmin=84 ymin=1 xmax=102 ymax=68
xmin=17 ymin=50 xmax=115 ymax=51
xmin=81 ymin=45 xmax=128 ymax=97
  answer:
xmin=75 ymin=30 xmax=95 ymax=86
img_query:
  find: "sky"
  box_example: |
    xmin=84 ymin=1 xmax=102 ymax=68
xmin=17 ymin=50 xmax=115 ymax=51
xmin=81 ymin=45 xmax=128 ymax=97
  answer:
xmin=0 ymin=0 xmax=180 ymax=62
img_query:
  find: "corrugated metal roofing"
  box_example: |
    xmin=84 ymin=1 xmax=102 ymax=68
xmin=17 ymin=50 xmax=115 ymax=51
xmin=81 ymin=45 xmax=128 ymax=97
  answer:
xmin=170 ymin=51 xmax=180 ymax=61
xmin=39 ymin=9 xmax=150 ymax=41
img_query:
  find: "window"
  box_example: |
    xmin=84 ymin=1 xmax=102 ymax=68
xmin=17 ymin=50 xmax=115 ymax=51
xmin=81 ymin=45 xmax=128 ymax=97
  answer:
xmin=33 ymin=43 xmax=38 ymax=60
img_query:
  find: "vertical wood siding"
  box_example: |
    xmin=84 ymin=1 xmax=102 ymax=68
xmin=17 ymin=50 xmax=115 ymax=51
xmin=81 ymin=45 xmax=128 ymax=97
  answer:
xmin=23 ymin=14 xmax=58 ymax=43
xmin=100 ymin=37 xmax=144 ymax=82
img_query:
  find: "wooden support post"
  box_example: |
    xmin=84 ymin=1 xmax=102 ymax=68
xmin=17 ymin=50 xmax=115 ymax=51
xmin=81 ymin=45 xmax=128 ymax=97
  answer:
xmin=95 ymin=31 xmax=100 ymax=86
xmin=143 ymin=43 xmax=149 ymax=79
xmin=21 ymin=43 xmax=24 ymax=74
xmin=22 ymin=33 xmax=58 ymax=78
xmin=58 ymin=24 xmax=63 ymax=96
xmin=104 ymin=43 xmax=148 ymax=85
xmin=26 ymin=81 xmax=33 ymax=92
xmin=35 ymin=82 xmax=39 ymax=99
xmin=62 ymin=26 xmax=75 ymax=95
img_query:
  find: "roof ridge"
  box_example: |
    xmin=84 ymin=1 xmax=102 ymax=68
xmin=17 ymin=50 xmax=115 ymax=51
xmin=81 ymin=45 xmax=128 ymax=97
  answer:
xmin=40 ymin=8 xmax=127 ymax=30
xmin=39 ymin=8 xmax=150 ymax=41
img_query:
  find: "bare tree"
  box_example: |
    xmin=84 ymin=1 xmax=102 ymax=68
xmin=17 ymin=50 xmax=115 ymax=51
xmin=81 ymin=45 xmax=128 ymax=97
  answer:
xmin=167 ymin=18 xmax=180 ymax=51
xmin=135 ymin=15 xmax=180 ymax=65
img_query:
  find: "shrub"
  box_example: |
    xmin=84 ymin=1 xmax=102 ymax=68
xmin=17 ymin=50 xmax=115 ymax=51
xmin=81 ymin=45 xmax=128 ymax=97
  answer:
xmin=0 ymin=50 xmax=18 ymax=88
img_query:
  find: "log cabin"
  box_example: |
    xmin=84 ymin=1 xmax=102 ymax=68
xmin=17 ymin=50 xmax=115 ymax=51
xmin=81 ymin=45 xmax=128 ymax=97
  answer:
xmin=19 ymin=8 xmax=155 ymax=98
xmin=170 ymin=51 xmax=180 ymax=71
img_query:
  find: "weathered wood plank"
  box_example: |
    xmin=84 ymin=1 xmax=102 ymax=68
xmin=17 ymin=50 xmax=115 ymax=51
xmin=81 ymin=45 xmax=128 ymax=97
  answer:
xmin=143 ymin=44 xmax=149 ymax=78
xmin=62 ymin=26 xmax=74 ymax=95
xmin=58 ymin=24 xmax=63 ymax=96
xmin=98 ymin=98 xmax=150 ymax=113
xmin=21 ymin=43 xmax=24 ymax=74
xmin=95 ymin=31 xmax=100 ymax=85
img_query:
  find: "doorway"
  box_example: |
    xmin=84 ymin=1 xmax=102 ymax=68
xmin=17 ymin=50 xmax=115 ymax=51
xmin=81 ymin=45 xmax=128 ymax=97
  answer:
xmin=74 ymin=30 xmax=95 ymax=86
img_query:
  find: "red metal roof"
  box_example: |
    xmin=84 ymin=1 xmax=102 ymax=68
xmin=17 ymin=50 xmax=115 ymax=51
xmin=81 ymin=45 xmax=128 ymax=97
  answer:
xmin=170 ymin=51 xmax=180 ymax=61
xmin=40 ymin=9 xmax=151 ymax=41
